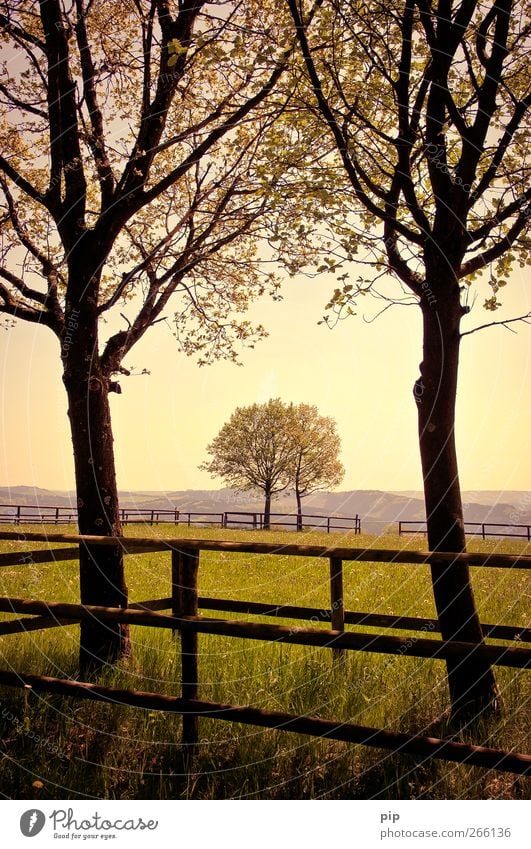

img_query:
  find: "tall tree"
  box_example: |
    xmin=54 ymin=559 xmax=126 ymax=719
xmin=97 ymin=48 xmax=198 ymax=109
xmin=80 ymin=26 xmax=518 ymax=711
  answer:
xmin=288 ymin=403 xmax=344 ymax=531
xmin=200 ymin=398 xmax=297 ymax=528
xmin=0 ymin=0 xmax=300 ymax=671
xmin=285 ymin=0 xmax=531 ymax=716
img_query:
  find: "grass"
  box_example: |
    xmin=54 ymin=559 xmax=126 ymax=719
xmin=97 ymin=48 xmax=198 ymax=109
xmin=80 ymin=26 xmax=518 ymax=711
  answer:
xmin=0 ymin=524 xmax=529 ymax=800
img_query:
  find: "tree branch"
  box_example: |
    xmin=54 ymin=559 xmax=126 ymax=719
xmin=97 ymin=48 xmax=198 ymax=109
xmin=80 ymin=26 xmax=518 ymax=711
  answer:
xmin=0 ymin=278 xmax=57 ymax=330
xmin=0 ymin=156 xmax=47 ymax=208
xmin=461 ymin=209 xmax=531 ymax=276
xmin=73 ymin=0 xmax=115 ymax=208
xmin=461 ymin=311 xmax=531 ymax=338
xmin=39 ymin=0 xmax=87 ymax=234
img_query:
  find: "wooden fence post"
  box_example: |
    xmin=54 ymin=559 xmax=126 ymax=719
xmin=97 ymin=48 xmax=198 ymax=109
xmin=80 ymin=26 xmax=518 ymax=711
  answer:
xmin=171 ymin=547 xmax=200 ymax=751
xmin=329 ymin=557 xmax=345 ymax=659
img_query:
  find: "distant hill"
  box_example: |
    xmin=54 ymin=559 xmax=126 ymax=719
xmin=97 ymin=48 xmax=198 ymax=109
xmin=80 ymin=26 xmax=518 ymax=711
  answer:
xmin=0 ymin=485 xmax=529 ymax=533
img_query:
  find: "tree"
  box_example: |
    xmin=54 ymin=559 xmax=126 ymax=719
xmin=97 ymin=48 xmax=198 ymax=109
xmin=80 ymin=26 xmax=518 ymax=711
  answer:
xmin=0 ymin=0 xmax=302 ymax=671
xmin=200 ymin=399 xmax=344 ymax=529
xmin=288 ymin=403 xmax=344 ymax=531
xmin=200 ymin=398 xmax=296 ymax=529
xmin=284 ymin=0 xmax=531 ymax=716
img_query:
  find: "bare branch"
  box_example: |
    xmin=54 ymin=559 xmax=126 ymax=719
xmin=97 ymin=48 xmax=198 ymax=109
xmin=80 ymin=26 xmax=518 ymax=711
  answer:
xmin=0 ymin=82 xmax=47 ymax=118
xmin=461 ymin=311 xmax=531 ymax=338
xmin=0 ymin=276 xmax=56 ymax=329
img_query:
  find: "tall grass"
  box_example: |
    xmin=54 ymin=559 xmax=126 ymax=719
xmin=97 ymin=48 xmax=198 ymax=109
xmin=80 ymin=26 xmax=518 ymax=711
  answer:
xmin=0 ymin=525 xmax=529 ymax=799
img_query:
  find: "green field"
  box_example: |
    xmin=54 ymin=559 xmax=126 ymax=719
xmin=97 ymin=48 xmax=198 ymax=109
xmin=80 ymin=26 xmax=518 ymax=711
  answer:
xmin=0 ymin=525 xmax=529 ymax=800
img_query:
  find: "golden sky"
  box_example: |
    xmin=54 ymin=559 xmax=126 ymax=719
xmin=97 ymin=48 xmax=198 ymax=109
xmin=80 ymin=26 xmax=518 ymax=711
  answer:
xmin=1 ymin=261 xmax=529 ymax=495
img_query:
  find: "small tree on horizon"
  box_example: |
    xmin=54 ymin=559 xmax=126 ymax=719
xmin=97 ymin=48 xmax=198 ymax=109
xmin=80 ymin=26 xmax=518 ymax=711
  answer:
xmin=200 ymin=398 xmax=344 ymax=530
xmin=200 ymin=399 xmax=296 ymax=529
xmin=288 ymin=403 xmax=344 ymax=531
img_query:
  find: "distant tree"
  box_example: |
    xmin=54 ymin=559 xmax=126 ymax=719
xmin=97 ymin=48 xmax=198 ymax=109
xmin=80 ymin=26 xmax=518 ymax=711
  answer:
xmin=288 ymin=403 xmax=344 ymax=531
xmin=200 ymin=399 xmax=344 ymax=530
xmin=200 ymin=399 xmax=296 ymax=529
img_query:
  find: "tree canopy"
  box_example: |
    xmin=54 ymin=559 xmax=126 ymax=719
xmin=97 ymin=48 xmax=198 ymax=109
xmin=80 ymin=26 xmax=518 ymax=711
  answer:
xmin=200 ymin=398 xmax=343 ymax=529
xmin=200 ymin=398 xmax=296 ymax=528
xmin=0 ymin=0 xmax=311 ymax=365
xmin=284 ymin=0 xmax=531 ymax=315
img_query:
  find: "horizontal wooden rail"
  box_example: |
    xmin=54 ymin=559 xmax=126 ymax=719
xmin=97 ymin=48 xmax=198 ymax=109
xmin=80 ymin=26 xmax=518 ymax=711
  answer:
xmin=0 ymin=546 xmax=79 ymax=568
xmin=0 ymin=598 xmax=529 ymax=668
xmin=1 ymin=531 xmax=530 ymax=569
xmin=0 ymin=668 xmax=528 ymax=775
xmin=399 ymin=520 xmax=531 ymax=541
xmin=0 ymin=615 xmax=72 ymax=636
xmin=186 ymin=596 xmax=531 ymax=643
xmin=3 ymin=595 xmax=529 ymax=644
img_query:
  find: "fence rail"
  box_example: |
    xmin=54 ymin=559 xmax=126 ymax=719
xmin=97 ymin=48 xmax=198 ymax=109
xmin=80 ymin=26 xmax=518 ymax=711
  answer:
xmin=223 ymin=510 xmax=361 ymax=532
xmin=0 ymin=504 xmax=224 ymax=527
xmin=4 ymin=506 xmax=530 ymax=540
xmin=0 ymin=531 xmax=530 ymax=775
xmin=0 ymin=504 xmax=361 ymax=533
xmin=399 ymin=519 xmax=531 ymax=541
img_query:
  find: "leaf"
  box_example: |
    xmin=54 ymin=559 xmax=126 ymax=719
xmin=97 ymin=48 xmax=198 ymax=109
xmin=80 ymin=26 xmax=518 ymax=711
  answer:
xmin=168 ymin=38 xmax=188 ymax=56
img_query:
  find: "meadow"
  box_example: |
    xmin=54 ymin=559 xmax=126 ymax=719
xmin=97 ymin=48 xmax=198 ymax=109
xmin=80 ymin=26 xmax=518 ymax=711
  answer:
xmin=0 ymin=524 xmax=529 ymax=800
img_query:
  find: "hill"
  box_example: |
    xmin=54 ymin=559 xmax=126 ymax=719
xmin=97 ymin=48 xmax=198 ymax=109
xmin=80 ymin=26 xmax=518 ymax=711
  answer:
xmin=0 ymin=486 xmax=529 ymax=533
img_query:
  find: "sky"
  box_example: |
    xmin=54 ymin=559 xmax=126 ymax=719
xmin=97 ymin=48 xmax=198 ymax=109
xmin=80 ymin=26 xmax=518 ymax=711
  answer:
xmin=1 ymin=261 xmax=529 ymax=495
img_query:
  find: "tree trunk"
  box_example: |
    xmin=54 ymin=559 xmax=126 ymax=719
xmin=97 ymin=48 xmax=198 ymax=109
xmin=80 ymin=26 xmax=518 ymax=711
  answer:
xmin=263 ymin=490 xmax=272 ymax=530
xmin=416 ymin=293 xmax=499 ymax=718
xmin=295 ymin=489 xmax=303 ymax=532
xmin=62 ymin=303 xmax=129 ymax=675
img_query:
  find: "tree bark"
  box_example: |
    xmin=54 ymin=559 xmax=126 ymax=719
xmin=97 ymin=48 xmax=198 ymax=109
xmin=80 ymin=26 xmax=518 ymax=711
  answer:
xmin=416 ymin=291 xmax=499 ymax=718
xmin=263 ymin=490 xmax=272 ymax=530
xmin=295 ymin=489 xmax=303 ymax=532
xmin=62 ymin=299 xmax=129 ymax=674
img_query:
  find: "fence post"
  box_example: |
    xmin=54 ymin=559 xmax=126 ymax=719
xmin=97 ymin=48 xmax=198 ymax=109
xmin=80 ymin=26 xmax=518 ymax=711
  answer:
xmin=172 ymin=547 xmax=199 ymax=751
xmin=327 ymin=517 xmax=331 ymax=534
xmin=329 ymin=557 xmax=345 ymax=659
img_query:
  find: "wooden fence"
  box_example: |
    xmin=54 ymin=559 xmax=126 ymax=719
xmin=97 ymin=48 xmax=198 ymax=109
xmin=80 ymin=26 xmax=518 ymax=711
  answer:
xmin=0 ymin=504 xmax=361 ymax=533
xmin=0 ymin=504 xmax=222 ymax=526
xmin=223 ymin=511 xmax=361 ymax=532
xmin=399 ymin=519 xmax=531 ymax=541
xmin=0 ymin=530 xmax=530 ymax=775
